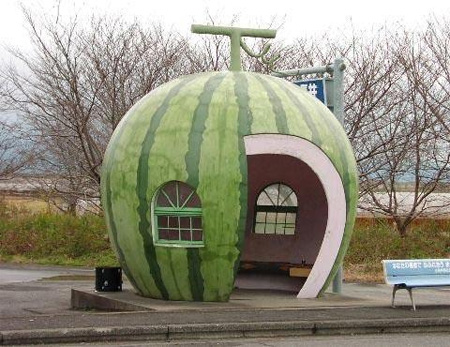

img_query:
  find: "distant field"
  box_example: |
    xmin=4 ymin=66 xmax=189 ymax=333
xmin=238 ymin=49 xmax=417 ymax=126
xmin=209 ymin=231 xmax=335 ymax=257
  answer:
xmin=358 ymin=191 xmax=450 ymax=218
xmin=2 ymin=195 xmax=52 ymax=214
xmin=1 ymin=177 xmax=449 ymax=217
xmin=1 ymin=193 xmax=101 ymax=215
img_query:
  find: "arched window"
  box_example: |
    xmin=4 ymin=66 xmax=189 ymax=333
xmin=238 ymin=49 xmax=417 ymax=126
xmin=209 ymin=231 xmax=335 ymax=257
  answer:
xmin=254 ymin=183 xmax=298 ymax=235
xmin=152 ymin=181 xmax=203 ymax=247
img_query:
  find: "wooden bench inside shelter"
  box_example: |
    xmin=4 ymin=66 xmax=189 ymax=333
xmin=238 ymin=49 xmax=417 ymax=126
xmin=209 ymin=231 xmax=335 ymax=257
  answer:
xmin=239 ymin=261 xmax=312 ymax=277
xmin=382 ymin=259 xmax=450 ymax=310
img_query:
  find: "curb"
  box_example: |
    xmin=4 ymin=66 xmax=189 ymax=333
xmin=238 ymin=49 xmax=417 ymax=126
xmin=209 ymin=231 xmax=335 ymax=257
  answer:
xmin=71 ymin=289 xmax=153 ymax=312
xmin=2 ymin=318 xmax=450 ymax=345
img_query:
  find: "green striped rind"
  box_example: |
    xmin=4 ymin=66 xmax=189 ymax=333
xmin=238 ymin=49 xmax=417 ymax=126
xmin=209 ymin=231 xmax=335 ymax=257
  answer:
xmin=101 ymin=71 xmax=358 ymax=301
xmin=102 ymin=72 xmax=248 ymax=301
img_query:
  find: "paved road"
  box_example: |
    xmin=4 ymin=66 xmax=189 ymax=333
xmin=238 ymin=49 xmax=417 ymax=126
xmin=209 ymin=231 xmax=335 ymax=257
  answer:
xmin=0 ymin=265 xmax=93 ymax=284
xmin=0 ymin=264 xmax=94 ymax=318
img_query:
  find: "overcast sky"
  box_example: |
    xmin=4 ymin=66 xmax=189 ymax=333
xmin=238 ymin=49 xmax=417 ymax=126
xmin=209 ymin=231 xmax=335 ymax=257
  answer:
xmin=1 ymin=0 xmax=450 ymax=51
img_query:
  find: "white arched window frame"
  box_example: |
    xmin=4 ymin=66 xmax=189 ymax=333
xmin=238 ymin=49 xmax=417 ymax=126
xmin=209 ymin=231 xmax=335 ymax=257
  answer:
xmin=254 ymin=183 xmax=298 ymax=235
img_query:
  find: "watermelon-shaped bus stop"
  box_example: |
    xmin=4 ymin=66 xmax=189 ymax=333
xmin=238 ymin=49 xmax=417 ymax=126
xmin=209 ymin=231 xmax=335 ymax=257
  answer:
xmin=100 ymin=25 xmax=358 ymax=302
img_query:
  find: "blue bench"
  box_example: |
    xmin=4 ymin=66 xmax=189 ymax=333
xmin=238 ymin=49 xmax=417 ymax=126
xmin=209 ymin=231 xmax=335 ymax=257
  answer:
xmin=382 ymin=259 xmax=450 ymax=310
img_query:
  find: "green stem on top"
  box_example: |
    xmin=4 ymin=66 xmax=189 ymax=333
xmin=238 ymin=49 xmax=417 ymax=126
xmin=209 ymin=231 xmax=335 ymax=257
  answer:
xmin=191 ymin=24 xmax=277 ymax=72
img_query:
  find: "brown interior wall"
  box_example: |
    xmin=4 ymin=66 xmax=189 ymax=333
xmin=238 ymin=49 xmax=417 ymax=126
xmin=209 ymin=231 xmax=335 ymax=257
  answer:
xmin=241 ymin=154 xmax=328 ymax=265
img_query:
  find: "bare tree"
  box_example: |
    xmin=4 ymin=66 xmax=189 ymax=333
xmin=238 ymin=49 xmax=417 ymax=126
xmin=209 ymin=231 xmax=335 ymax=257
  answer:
xmin=268 ymin=23 xmax=450 ymax=235
xmin=422 ymin=17 xmax=450 ymax=134
xmin=357 ymin=23 xmax=450 ymax=235
xmin=0 ymin=118 xmax=32 ymax=180
xmin=1 ymin=9 xmax=193 ymax=212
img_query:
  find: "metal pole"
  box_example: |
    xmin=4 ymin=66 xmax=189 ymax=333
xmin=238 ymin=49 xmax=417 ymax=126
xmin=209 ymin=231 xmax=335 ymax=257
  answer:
xmin=272 ymin=64 xmax=333 ymax=77
xmin=332 ymin=58 xmax=346 ymax=125
xmin=332 ymin=267 xmax=343 ymax=294
xmin=331 ymin=57 xmax=346 ymax=295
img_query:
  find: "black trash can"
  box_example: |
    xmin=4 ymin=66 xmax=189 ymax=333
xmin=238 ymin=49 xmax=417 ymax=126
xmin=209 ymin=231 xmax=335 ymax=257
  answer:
xmin=95 ymin=267 xmax=122 ymax=292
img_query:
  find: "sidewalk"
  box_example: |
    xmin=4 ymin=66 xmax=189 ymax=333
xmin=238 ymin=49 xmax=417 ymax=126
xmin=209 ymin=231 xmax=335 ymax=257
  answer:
xmin=1 ymin=264 xmax=450 ymax=345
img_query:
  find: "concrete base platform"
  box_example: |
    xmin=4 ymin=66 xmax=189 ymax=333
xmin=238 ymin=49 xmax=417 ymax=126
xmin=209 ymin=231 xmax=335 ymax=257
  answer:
xmin=71 ymin=280 xmax=450 ymax=313
xmin=71 ymin=285 xmax=382 ymax=313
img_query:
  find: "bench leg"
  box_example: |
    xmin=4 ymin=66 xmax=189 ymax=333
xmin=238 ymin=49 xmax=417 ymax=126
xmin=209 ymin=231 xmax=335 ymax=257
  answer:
xmin=392 ymin=285 xmax=416 ymax=310
xmin=392 ymin=285 xmax=399 ymax=308
xmin=406 ymin=288 xmax=416 ymax=311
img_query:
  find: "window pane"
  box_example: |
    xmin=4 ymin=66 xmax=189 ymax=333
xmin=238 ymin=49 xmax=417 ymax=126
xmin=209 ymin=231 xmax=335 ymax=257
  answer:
xmin=255 ymin=223 xmax=265 ymax=234
xmin=184 ymin=193 xmax=201 ymax=208
xmin=275 ymin=223 xmax=285 ymax=235
xmin=159 ymin=230 xmax=170 ymax=240
xmin=257 ymin=191 xmax=273 ymax=206
xmin=157 ymin=193 xmax=172 ymax=207
xmin=285 ymin=213 xmax=296 ymax=224
xmin=180 ymin=230 xmax=191 ymax=241
xmin=192 ymin=217 xmax=202 ymax=229
xmin=265 ymin=223 xmax=275 ymax=234
xmin=160 ymin=182 xmax=178 ymax=207
xmin=263 ymin=185 xmax=279 ymax=205
xmin=168 ymin=216 xmax=179 ymax=228
xmin=192 ymin=230 xmax=203 ymax=241
xmin=266 ymin=212 xmax=276 ymax=224
xmin=276 ymin=213 xmax=285 ymax=223
xmin=284 ymin=227 xmax=295 ymax=235
xmin=279 ymin=185 xmax=297 ymax=206
xmin=168 ymin=230 xmax=179 ymax=240
xmin=178 ymin=183 xmax=194 ymax=207
xmin=159 ymin=229 xmax=180 ymax=241
xmin=158 ymin=216 xmax=169 ymax=228
xmin=179 ymin=217 xmax=190 ymax=229
xmin=256 ymin=212 xmax=266 ymax=223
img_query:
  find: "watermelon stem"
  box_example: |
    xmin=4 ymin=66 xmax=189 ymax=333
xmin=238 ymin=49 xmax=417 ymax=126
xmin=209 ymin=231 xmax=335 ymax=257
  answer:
xmin=191 ymin=24 xmax=277 ymax=72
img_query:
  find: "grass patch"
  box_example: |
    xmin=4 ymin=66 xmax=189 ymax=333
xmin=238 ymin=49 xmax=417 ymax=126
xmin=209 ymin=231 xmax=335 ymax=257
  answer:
xmin=344 ymin=218 xmax=450 ymax=283
xmin=0 ymin=199 xmax=118 ymax=267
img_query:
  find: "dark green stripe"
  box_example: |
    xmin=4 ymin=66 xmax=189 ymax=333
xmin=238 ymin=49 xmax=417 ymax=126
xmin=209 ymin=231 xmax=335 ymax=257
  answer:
xmin=136 ymin=75 xmax=197 ymax=300
xmin=271 ymin=78 xmax=322 ymax=144
xmin=254 ymin=75 xmax=289 ymax=134
xmin=104 ymin=164 xmax=140 ymax=292
xmin=185 ymin=73 xmax=227 ymax=186
xmin=186 ymin=248 xmax=203 ymax=301
xmin=233 ymin=72 xmax=251 ymax=276
xmin=185 ymin=72 xmax=227 ymax=301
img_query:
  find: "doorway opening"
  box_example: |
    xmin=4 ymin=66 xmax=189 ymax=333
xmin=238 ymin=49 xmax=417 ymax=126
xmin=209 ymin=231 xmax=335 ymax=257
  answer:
xmin=236 ymin=153 xmax=328 ymax=293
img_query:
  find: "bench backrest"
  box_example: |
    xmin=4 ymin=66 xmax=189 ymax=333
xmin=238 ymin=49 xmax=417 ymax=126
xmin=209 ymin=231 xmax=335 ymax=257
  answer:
xmin=383 ymin=259 xmax=450 ymax=278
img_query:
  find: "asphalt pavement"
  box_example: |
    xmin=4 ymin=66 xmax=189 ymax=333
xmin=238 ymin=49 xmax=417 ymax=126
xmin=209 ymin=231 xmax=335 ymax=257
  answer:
xmin=1 ymin=263 xmax=450 ymax=345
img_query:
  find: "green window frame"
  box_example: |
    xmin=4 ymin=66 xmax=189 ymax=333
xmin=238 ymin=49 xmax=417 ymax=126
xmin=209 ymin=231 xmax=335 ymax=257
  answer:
xmin=254 ymin=183 xmax=298 ymax=235
xmin=152 ymin=181 xmax=204 ymax=247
